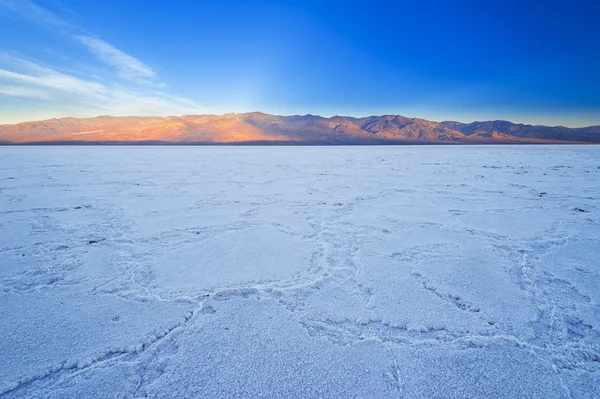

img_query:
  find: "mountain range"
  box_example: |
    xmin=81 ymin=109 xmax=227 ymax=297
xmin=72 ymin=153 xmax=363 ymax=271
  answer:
xmin=1 ymin=113 xmax=599 ymax=144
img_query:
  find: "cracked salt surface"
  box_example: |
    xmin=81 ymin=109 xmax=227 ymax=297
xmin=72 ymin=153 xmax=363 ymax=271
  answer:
xmin=0 ymin=145 xmax=599 ymax=398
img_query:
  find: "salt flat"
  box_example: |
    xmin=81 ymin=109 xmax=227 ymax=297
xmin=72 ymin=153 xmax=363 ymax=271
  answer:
xmin=0 ymin=145 xmax=599 ymax=398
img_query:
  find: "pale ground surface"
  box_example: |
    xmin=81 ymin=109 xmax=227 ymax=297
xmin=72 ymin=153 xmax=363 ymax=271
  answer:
xmin=0 ymin=145 xmax=599 ymax=398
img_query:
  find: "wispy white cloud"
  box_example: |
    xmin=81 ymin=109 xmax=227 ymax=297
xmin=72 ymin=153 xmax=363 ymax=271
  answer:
xmin=0 ymin=0 xmax=71 ymax=29
xmin=0 ymin=0 xmax=161 ymax=85
xmin=0 ymin=1 xmax=203 ymax=122
xmin=0 ymin=54 xmax=203 ymax=121
xmin=77 ymin=35 xmax=158 ymax=83
xmin=0 ymin=55 xmax=107 ymax=98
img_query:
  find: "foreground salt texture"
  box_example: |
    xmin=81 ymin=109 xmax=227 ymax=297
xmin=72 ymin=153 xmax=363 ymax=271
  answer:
xmin=0 ymin=145 xmax=598 ymax=398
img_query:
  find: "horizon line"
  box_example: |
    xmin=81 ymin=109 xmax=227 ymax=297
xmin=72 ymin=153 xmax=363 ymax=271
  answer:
xmin=2 ymin=111 xmax=599 ymax=130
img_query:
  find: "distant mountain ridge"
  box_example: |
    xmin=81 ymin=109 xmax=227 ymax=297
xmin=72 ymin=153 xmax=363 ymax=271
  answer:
xmin=1 ymin=113 xmax=599 ymax=144
xmin=439 ymin=120 xmax=600 ymax=142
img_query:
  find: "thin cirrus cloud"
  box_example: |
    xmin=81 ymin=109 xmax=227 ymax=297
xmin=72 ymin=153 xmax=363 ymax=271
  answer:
xmin=0 ymin=0 xmax=202 ymax=122
xmin=0 ymin=0 xmax=70 ymax=29
xmin=0 ymin=0 xmax=155 ymax=84
xmin=77 ymin=35 xmax=158 ymax=84
xmin=0 ymin=53 xmax=201 ymax=120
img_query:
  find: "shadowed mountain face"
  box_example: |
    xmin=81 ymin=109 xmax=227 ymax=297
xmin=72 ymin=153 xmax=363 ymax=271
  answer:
xmin=440 ymin=120 xmax=600 ymax=142
xmin=1 ymin=113 xmax=599 ymax=144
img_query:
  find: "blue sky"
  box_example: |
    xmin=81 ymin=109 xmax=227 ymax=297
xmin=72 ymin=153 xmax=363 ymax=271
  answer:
xmin=0 ymin=0 xmax=598 ymax=126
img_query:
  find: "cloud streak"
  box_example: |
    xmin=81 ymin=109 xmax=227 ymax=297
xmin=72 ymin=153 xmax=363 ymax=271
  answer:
xmin=0 ymin=0 xmax=71 ymax=29
xmin=77 ymin=35 xmax=157 ymax=83
xmin=0 ymin=0 xmax=160 ymax=85
xmin=0 ymin=54 xmax=202 ymax=121
xmin=0 ymin=1 xmax=203 ymax=122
